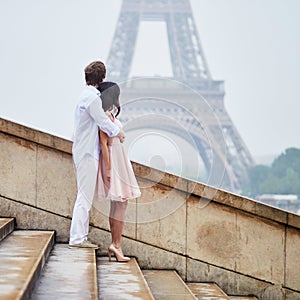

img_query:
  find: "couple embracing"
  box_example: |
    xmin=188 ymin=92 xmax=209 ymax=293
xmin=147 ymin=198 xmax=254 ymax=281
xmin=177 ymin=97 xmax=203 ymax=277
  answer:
xmin=69 ymin=61 xmax=140 ymax=262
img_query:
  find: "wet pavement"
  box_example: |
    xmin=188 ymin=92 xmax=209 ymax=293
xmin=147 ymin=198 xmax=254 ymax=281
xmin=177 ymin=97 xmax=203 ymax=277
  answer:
xmin=31 ymin=244 xmax=98 ymax=299
xmin=0 ymin=219 xmax=258 ymax=300
xmin=0 ymin=230 xmax=54 ymax=300
xmin=143 ymin=270 xmax=196 ymax=300
xmin=98 ymin=257 xmax=154 ymax=299
xmin=187 ymin=283 xmax=230 ymax=299
xmin=229 ymin=297 xmax=258 ymax=300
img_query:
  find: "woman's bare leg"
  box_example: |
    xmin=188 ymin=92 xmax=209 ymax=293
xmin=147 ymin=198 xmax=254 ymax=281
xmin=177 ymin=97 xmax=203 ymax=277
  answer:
xmin=109 ymin=200 xmax=128 ymax=249
xmin=109 ymin=202 xmax=116 ymax=245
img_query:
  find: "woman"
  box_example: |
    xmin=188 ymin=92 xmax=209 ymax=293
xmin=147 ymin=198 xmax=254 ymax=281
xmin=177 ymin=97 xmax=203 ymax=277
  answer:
xmin=97 ymin=81 xmax=141 ymax=262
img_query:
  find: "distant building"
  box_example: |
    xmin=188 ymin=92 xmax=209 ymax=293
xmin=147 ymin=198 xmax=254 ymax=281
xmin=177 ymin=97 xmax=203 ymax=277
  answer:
xmin=257 ymin=194 xmax=300 ymax=214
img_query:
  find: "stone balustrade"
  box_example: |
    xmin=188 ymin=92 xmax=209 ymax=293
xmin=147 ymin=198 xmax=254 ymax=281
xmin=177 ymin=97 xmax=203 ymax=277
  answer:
xmin=0 ymin=117 xmax=299 ymax=299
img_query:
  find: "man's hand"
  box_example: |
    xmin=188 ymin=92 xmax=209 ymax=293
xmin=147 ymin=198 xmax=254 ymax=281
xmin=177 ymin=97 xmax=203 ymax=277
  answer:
xmin=117 ymin=130 xmax=125 ymax=143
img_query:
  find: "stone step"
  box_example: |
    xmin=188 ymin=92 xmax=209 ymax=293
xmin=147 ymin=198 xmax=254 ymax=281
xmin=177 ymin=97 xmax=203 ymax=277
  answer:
xmin=143 ymin=270 xmax=197 ymax=300
xmin=187 ymin=283 xmax=230 ymax=299
xmin=0 ymin=230 xmax=54 ymax=300
xmin=0 ymin=217 xmax=14 ymax=242
xmin=98 ymin=257 xmax=154 ymax=299
xmin=229 ymin=297 xmax=258 ymax=300
xmin=31 ymin=244 xmax=98 ymax=299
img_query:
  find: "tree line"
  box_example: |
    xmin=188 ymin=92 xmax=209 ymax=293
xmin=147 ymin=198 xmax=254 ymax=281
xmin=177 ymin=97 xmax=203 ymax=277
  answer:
xmin=242 ymin=147 xmax=300 ymax=197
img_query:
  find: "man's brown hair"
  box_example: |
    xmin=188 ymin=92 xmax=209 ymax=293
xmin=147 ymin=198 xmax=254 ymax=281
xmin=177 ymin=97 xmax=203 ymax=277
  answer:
xmin=84 ymin=61 xmax=106 ymax=86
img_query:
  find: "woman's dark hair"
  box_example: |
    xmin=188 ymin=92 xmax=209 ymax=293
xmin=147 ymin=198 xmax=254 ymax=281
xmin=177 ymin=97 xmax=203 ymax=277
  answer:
xmin=84 ymin=61 xmax=106 ymax=86
xmin=98 ymin=81 xmax=121 ymax=117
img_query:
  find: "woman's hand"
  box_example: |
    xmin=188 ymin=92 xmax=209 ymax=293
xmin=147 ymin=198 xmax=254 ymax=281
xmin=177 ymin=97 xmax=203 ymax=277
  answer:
xmin=105 ymin=111 xmax=114 ymax=122
xmin=106 ymin=169 xmax=111 ymax=181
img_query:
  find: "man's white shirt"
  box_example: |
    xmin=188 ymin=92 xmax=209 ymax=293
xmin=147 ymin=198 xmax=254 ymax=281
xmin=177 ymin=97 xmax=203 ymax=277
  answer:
xmin=72 ymin=85 xmax=120 ymax=167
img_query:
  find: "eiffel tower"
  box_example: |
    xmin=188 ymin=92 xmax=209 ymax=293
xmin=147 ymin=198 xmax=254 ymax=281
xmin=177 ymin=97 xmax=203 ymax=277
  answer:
xmin=106 ymin=0 xmax=254 ymax=192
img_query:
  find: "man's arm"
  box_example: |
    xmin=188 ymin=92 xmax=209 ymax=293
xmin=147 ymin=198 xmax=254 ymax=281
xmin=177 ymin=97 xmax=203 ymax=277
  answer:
xmin=87 ymin=97 xmax=120 ymax=137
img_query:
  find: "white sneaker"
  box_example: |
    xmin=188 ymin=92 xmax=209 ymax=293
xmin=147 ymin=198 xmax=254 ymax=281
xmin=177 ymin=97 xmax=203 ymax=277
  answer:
xmin=69 ymin=240 xmax=99 ymax=249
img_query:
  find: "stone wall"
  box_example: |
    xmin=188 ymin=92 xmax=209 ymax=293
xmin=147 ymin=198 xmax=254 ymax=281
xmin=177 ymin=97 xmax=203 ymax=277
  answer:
xmin=0 ymin=117 xmax=299 ymax=300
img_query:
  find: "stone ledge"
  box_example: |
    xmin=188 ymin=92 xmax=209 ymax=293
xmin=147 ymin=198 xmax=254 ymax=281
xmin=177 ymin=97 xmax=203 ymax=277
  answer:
xmin=0 ymin=117 xmax=72 ymax=154
xmin=1 ymin=116 xmax=299 ymax=230
xmin=132 ymin=163 xmax=300 ymax=230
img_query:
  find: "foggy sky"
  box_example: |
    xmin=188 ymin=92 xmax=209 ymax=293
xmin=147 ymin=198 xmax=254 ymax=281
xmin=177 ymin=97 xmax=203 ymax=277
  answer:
xmin=0 ymin=0 xmax=299 ymax=161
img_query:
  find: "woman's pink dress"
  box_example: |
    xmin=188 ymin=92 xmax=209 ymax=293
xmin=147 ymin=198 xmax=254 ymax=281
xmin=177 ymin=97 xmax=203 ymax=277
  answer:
xmin=97 ymin=119 xmax=141 ymax=202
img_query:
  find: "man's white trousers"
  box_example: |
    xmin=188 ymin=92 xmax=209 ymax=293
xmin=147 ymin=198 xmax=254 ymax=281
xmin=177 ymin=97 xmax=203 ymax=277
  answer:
xmin=69 ymin=156 xmax=98 ymax=245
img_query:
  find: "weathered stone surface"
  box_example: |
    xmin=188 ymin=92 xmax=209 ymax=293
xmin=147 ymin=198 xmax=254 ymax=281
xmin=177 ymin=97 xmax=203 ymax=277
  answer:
xmin=0 ymin=117 xmax=72 ymax=154
xmin=254 ymin=201 xmax=287 ymax=225
xmin=90 ymin=202 xmax=111 ymax=232
xmin=285 ymin=289 xmax=300 ymax=300
xmin=32 ymin=244 xmax=98 ymax=300
xmin=212 ymin=190 xmax=257 ymax=213
xmin=36 ymin=145 xmax=76 ymax=217
xmin=186 ymin=258 xmax=288 ymax=300
xmin=188 ymin=177 xmax=294 ymax=228
xmin=187 ymin=283 xmax=230 ymax=299
xmin=122 ymin=237 xmax=187 ymax=279
xmin=1 ymin=117 xmax=300 ymax=298
xmin=187 ymin=196 xmax=236 ymax=270
xmin=88 ymin=226 xmax=111 ymax=253
xmin=157 ymin=172 xmax=189 ymax=194
xmin=143 ymin=270 xmax=195 ymax=299
xmin=99 ymin=258 xmax=154 ymax=300
xmin=133 ymin=162 xmax=195 ymax=196
xmin=0 ymin=218 xmax=14 ymax=242
xmin=286 ymin=227 xmax=300 ymax=291
xmin=288 ymin=212 xmax=300 ymax=229
xmin=92 ymin=229 xmax=187 ymax=279
xmin=136 ymin=180 xmax=187 ymax=253
xmin=0 ymin=132 xmax=36 ymax=205
xmin=257 ymin=285 xmax=286 ymax=300
xmin=0 ymin=230 xmax=54 ymax=300
xmin=232 ymin=272 xmax=270 ymax=298
xmin=235 ymin=212 xmax=285 ymax=284
xmin=91 ymin=197 xmax=137 ymax=240
xmin=187 ymin=258 xmax=238 ymax=295
xmin=189 ymin=181 xmax=218 ymax=201
xmin=0 ymin=196 xmax=70 ymax=242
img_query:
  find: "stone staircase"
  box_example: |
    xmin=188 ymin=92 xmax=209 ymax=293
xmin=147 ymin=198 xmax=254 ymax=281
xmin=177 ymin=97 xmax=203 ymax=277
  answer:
xmin=0 ymin=218 xmax=258 ymax=300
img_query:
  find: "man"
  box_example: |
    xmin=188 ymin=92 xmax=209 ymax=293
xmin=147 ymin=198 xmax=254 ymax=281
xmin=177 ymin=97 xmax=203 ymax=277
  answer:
xmin=69 ymin=61 xmax=124 ymax=248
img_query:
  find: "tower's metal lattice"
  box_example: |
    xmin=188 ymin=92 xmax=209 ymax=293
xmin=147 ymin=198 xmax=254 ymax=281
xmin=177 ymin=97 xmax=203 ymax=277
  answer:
xmin=106 ymin=0 xmax=254 ymax=192
xmin=107 ymin=0 xmax=211 ymax=87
